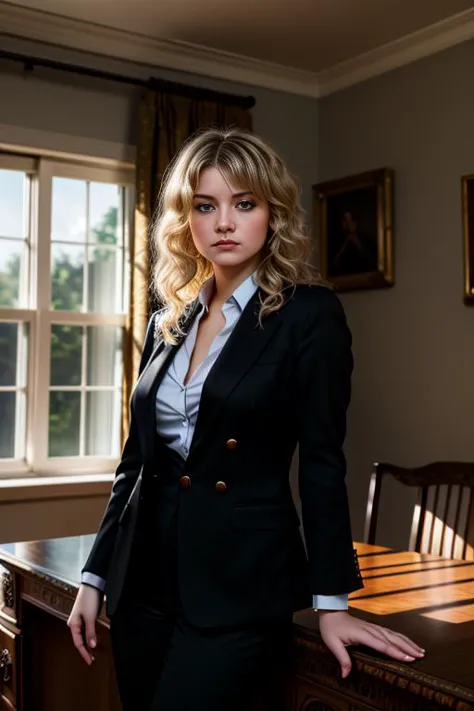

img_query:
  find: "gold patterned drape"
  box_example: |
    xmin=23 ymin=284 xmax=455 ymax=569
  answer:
xmin=121 ymin=90 xmax=253 ymax=442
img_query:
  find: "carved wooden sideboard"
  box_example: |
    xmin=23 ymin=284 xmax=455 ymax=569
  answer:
xmin=0 ymin=537 xmax=473 ymax=711
xmin=0 ymin=537 xmax=120 ymax=711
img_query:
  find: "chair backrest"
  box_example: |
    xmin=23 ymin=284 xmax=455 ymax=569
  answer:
xmin=364 ymin=462 xmax=474 ymax=560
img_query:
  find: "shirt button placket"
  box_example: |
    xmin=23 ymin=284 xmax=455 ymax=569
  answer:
xmin=181 ymin=389 xmax=187 ymax=450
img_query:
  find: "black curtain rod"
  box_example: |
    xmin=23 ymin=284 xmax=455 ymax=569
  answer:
xmin=0 ymin=48 xmax=255 ymax=109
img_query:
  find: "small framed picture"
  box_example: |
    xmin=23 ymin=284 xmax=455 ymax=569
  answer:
xmin=313 ymin=168 xmax=394 ymax=291
xmin=461 ymin=174 xmax=474 ymax=305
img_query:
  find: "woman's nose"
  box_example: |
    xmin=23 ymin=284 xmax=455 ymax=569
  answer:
xmin=215 ymin=208 xmax=235 ymax=233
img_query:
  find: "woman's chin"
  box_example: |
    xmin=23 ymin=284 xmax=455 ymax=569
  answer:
xmin=209 ymin=253 xmax=251 ymax=268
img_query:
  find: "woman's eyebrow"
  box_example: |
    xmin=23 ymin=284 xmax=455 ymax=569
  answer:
xmin=193 ymin=191 xmax=254 ymax=200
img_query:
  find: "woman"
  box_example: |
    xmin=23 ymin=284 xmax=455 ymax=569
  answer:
xmin=68 ymin=127 xmax=424 ymax=711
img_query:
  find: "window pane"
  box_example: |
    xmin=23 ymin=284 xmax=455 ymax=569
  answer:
xmin=0 ymin=322 xmax=19 ymax=386
xmin=0 ymin=239 xmax=23 ymax=308
xmin=51 ymin=244 xmax=84 ymax=311
xmin=51 ymin=325 xmax=82 ymax=386
xmin=48 ymin=391 xmax=80 ymax=457
xmin=0 ymin=169 xmax=27 ymax=238
xmin=85 ymin=391 xmax=120 ymax=456
xmin=0 ymin=321 xmax=26 ymax=460
xmin=0 ymin=392 xmax=15 ymax=458
xmin=88 ymin=247 xmax=122 ymax=313
xmin=52 ymin=177 xmax=86 ymax=243
xmin=90 ymin=183 xmax=120 ymax=246
xmin=86 ymin=326 xmax=122 ymax=386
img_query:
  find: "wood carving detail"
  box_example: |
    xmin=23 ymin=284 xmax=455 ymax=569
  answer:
xmin=293 ymin=643 xmax=474 ymax=711
xmin=22 ymin=577 xmax=74 ymax=618
xmin=1 ymin=572 xmax=14 ymax=610
xmin=0 ymin=647 xmax=12 ymax=682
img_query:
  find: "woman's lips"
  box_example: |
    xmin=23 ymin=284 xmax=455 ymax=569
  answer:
xmin=214 ymin=241 xmax=239 ymax=249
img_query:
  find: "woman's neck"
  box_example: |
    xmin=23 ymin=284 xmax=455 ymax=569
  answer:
xmin=211 ymin=263 xmax=257 ymax=308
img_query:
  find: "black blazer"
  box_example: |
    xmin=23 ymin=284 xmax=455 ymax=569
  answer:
xmin=83 ymin=284 xmax=363 ymax=627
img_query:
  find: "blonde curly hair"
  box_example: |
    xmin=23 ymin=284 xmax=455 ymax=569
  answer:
xmin=150 ymin=126 xmax=324 ymax=344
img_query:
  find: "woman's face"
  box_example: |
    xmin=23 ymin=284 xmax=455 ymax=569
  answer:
xmin=189 ymin=167 xmax=270 ymax=273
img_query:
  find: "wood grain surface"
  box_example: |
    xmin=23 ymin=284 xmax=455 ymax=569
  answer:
xmin=295 ymin=541 xmax=474 ymax=695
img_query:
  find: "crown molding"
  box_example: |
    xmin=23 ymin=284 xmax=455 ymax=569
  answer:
xmin=0 ymin=1 xmax=320 ymax=97
xmin=317 ymin=7 xmax=474 ymax=97
xmin=1 ymin=2 xmax=474 ymax=98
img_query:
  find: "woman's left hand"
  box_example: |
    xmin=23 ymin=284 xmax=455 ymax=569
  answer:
xmin=319 ymin=610 xmax=425 ymax=678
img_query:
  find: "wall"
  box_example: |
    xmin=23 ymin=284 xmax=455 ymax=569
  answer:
xmin=318 ymin=40 xmax=474 ymax=548
xmin=0 ymin=36 xmax=319 ymax=542
xmin=0 ymin=489 xmax=111 ymax=543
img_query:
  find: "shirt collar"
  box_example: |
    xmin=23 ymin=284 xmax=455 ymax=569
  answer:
xmin=198 ymin=277 xmax=215 ymax=310
xmin=198 ymin=272 xmax=258 ymax=312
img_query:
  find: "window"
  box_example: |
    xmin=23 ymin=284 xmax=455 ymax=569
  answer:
xmin=0 ymin=152 xmax=134 ymax=476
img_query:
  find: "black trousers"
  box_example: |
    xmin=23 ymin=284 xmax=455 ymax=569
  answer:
xmin=109 ymin=441 xmax=293 ymax=711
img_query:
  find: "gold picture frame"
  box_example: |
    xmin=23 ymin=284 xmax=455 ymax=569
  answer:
xmin=313 ymin=168 xmax=394 ymax=292
xmin=461 ymin=174 xmax=474 ymax=305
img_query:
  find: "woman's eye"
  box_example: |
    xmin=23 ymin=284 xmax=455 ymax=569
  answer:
xmin=238 ymin=200 xmax=255 ymax=211
xmin=196 ymin=203 xmax=214 ymax=212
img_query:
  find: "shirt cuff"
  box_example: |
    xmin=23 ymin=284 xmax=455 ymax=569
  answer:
xmin=313 ymin=593 xmax=349 ymax=611
xmin=81 ymin=572 xmax=106 ymax=592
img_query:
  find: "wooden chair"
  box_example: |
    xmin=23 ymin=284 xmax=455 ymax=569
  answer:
xmin=364 ymin=462 xmax=474 ymax=560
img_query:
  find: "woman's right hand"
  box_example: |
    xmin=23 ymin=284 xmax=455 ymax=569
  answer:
xmin=67 ymin=584 xmax=103 ymax=665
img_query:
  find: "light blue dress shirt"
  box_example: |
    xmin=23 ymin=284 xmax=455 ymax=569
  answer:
xmin=83 ymin=273 xmax=348 ymax=611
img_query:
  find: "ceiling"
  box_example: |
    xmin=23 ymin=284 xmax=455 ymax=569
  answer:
xmin=3 ymin=0 xmax=474 ymax=73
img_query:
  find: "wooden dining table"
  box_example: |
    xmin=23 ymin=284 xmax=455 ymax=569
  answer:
xmin=290 ymin=542 xmax=474 ymax=710
xmin=0 ymin=538 xmax=473 ymax=710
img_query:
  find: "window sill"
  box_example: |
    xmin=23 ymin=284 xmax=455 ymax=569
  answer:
xmin=0 ymin=473 xmax=114 ymax=503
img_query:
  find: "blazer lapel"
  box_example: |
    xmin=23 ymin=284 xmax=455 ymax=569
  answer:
xmin=188 ymin=290 xmax=282 ymax=462
xmin=132 ymin=299 xmax=201 ymax=462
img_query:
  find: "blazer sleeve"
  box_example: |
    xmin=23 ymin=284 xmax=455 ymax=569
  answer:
xmin=295 ymin=288 xmax=363 ymax=595
xmin=81 ymin=312 xmax=158 ymax=581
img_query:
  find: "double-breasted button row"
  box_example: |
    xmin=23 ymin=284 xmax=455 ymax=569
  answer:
xmin=175 ymin=440 xmax=238 ymax=490
xmin=179 ymin=475 xmax=227 ymax=493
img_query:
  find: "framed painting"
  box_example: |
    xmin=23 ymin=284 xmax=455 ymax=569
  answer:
xmin=461 ymin=174 xmax=474 ymax=305
xmin=313 ymin=168 xmax=394 ymax=291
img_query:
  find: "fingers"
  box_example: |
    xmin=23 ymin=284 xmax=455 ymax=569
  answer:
xmin=323 ymin=634 xmax=353 ymax=679
xmin=385 ymin=629 xmax=425 ymax=655
xmin=67 ymin=615 xmax=93 ymax=666
xmin=356 ymin=628 xmax=421 ymax=662
xmin=84 ymin=616 xmax=97 ymax=652
xmin=368 ymin=625 xmax=424 ymax=659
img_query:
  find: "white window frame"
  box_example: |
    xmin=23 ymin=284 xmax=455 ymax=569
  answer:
xmin=0 ymin=151 xmax=134 ymax=478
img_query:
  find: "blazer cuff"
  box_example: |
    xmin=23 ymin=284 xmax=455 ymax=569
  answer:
xmin=82 ymin=572 xmax=106 ymax=592
xmin=313 ymin=593 xmax=349 ymax=611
